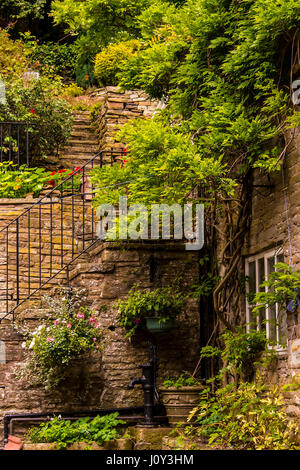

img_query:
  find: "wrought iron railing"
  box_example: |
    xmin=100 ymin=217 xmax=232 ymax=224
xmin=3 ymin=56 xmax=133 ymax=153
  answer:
xmin=0 ymin=122 xmax=30 ymax=167
xmin=0 ymin=150 xmax=123 ymax=323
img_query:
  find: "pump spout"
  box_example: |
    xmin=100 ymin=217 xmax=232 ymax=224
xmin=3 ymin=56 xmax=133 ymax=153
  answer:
xmin=128 ymin=377 xmax=143 ymax=389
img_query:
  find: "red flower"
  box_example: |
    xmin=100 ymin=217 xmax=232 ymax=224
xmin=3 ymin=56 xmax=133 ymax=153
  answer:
xmin=48 ymin=180 xmax=55 ymax=187
xmin=122 ymin=148 xmax=128 ymax=155
xmin=29 ymin=109 xmax=35 ymax=114
xmin=50 ymin=171 xmax=56 ymax=176
xmin=74 ymin=166 xmax=83 ymax=172
xmin=58 ymin=169 xmax=67 ymax=174
xmin=120 ymin=159 xmax=128 ymax=169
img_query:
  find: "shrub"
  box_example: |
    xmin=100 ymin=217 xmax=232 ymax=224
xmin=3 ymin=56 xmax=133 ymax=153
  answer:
xmin=188 ymin=381 xmax=299 ymax=450
xmin=0 ymin=29 xmax=28 ymax=81
xmin=0 ymin=75 xmax=73 ymax=163
xmin=117 ymin=286 xmax=185 ymax=338
xmin=28 ymin=413 xmax=125 ymax=449
xmin=94 ymin=40 xmax=141 ymax=87
xmin=17 ymin=289 xmax=104 ymax=390
xmin=23 ymin=35 xmax=78 ymax=80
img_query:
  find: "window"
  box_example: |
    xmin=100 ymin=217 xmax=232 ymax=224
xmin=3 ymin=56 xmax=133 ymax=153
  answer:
xmin=245 ymin=248 xmax=287 ymax=348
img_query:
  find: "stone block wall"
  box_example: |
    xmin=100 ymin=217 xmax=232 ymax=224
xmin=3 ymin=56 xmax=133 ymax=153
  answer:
xmin=0 ymin=197 xmax=200 ymax=441
xmin=69 ymin=241 xmax=200 ymax=408
xmin=91 ymin=86 xmax=159 ymax=156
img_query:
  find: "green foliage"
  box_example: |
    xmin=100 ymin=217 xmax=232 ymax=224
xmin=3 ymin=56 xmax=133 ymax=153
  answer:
xmin=94 ymin=40 xmax=141 ymax=86
xmin=251 ymin=262 xmax=300 ymax=312
xmin=187 ymin=381 xmax=299 ymax=450
xmin=62 ymin=83 xmax=85 ymax=98
xmin=117 ymin=286 xmax=185 ymax=337
xmin=51 ymin=0 xmax=152 ymax=52
xmin=0 ymin=75 xmax=73 ymax=162
xmin=163 ymin=374 xmax=200 ymax=388
xmin=28 ymin=413 xmax=125 ymax=449
xmin=0 ymin=0 xmax=47 ymax=21
xmin=22 ymin=33 xmax=78 ymax=80
xmin=0 ymin=162 xmax=83 ymax=199
xmin=0 ymin=161 xmax=50 ymax=198
xmin=17 ymin=289 xmax=104 ymax=390
xmin=91 ymin=117 xmax=236 ymax=210
xmin=0 ymin=29 xmax=28 ymax=81
xmin=200 ymin=327 xmax=269 ymax=381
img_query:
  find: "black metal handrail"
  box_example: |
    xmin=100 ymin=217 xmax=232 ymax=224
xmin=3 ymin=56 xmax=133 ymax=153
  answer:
xmin=0 ymin=150 xmax=124 ymax=323
xmin=0 ymin=122 xmax=30 ymax=167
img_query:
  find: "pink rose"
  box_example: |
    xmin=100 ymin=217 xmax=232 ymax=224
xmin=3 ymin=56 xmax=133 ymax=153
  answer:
xmin=67 ymin=323 xmax=72 ymax=329
xmin=93 ymin=337 xmax=97 ymax=342
xmin=47 ymin=337 xmax=55 ymax=342
xmin=89 ymin=317 xmax=96 ymax=323
xmin=77 ymin=313 xmax=85 ymax=319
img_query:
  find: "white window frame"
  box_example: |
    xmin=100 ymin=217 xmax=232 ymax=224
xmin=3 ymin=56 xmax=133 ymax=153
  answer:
xmin=245 ymin=247 xmax=287 ymax=350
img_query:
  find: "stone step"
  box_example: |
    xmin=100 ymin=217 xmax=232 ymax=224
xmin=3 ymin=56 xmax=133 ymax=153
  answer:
xmin=62 ymin=148 xmax=98 ymax=156
xmin=73 ymin=118 xmax=92 ymax=126
xmin=70 ymin=131 xmax=97 ymax=140
xmin=68 ymin=139 xmax=98 ymax=146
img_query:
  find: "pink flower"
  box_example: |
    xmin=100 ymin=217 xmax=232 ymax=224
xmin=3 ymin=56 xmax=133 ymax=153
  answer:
xmin=77 ymin=313 xmax=85 ymax=319
xmin=47 ymin=337 xmax=55 ymax=342
xmin=54 ymin=319 xmax=60 ymax=325
xmin=67 ymin=323 xmax=72 ymax=329
xmin=93 ymin=337 xmax=97 ymax=342
xmin=89 ymin=317 xmax=96 ymax=323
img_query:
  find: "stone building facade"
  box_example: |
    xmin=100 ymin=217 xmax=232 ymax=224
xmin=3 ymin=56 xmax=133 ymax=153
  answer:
xmin=0 ymin=88 xmax=200 ymax=442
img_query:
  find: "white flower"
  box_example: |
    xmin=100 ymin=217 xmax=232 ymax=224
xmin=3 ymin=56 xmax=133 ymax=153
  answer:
xmin=29 ymin=338 xmax=36 ymax=349
xmin=21 ymin=342 xmax=26 ymax=349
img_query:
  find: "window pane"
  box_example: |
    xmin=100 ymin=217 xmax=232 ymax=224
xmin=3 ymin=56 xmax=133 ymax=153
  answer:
xmin=257 ymin=258 xmax=266 ymax=332
xmin=277 ymin=253 xmax=284 ymax=264
xmin=267 ymin=256 xmax=276 ymax=342
xmin=248 ymin=261 xmax=257 ymax=328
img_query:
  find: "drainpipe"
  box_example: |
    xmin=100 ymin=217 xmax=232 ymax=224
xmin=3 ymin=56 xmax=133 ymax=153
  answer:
xmin=2 ymin=405 xmax=167 ymax=447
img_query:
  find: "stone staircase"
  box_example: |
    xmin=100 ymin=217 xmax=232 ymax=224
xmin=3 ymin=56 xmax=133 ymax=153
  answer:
xmin=58 ymin=111 xmax=99 ymax=169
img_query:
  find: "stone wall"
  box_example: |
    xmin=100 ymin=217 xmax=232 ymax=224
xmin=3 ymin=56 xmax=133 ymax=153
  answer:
xmin=91 ymin=86 xmax=159 ymax=156
xmin=69 ymin=241 xmax=200 ymax=408
xmin=0 ymin=198 xmax=200 ymax=441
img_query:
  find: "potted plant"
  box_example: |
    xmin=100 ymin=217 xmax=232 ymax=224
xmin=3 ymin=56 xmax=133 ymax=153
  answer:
xmin=116 ymin=287 xmax=185 ymax=338
xmin=159 ymin=374 xmax=203 ymax=425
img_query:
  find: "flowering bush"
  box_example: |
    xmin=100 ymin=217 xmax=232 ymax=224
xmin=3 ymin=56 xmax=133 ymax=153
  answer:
xmin=0 ymin=161 xmax=83 ymax=198
xmin=18 ymin=289 xmax=104 ymax=390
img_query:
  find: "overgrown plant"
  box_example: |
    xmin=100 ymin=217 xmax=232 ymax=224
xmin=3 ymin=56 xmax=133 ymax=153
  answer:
xmin=200 ymin=327 xmax=270 ymax=383
xmin=28 ymin=413 xmax=125 ymax=449
xmin=17 ymin=289 xmax=104 ymax=390
xmin=186 ymin=381 xmax=299 ymax=450
xmin=89 ymin=0 xmax=300 ymax=333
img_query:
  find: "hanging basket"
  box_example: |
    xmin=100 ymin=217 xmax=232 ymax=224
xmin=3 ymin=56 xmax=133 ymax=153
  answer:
xmin=145 ymin=317 xmax=174 ymax=333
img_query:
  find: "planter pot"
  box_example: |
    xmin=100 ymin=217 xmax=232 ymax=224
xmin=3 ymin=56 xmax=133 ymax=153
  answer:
xmin=159 ymin=386 xmax=203 ymax=425
xmin=145 ymin=317 xmax=174 ymax=333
